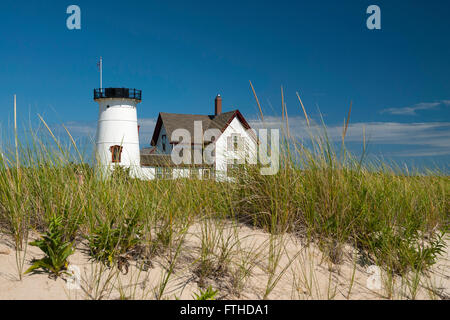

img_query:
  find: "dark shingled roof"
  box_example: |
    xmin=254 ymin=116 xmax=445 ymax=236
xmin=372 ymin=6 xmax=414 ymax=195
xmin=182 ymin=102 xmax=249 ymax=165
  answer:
xmin=150 ymin=110 xmax=253 ymax=146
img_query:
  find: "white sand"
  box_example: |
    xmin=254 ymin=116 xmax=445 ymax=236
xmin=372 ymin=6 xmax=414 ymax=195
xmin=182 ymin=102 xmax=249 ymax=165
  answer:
xmin=0 ymin=224 xmax=448 ymax=300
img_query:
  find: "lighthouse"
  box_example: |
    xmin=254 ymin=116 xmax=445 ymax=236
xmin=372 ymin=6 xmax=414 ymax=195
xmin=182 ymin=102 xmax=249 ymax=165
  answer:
xmin=94 ymin=87 xmax=142 ymax=176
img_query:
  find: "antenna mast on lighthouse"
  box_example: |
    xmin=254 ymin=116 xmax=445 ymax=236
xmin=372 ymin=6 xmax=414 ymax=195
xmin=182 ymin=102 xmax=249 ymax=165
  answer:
xmin=97 ymin=57 xmax=103 ymax=91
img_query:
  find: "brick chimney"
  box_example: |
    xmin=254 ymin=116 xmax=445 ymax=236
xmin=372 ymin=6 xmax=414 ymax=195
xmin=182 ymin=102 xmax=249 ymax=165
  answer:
xmin=215 ymin=94 xmax=222 ymax=116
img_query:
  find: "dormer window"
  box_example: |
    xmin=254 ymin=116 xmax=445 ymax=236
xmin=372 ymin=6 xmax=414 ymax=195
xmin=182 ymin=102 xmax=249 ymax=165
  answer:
xmin=228 ymin=134 xmax=242 ymax=151
xmin=110 ymin=145 xmax=123 ymax=163
xmin=233 ymin=135 xmax=239 ymax=150
xmin=162 ymin=134 xmax=167 ymax=152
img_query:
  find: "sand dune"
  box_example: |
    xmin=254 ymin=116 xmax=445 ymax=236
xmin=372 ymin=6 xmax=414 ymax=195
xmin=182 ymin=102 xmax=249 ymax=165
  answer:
xmin=0 ymin=224 xmax=448 ymax=300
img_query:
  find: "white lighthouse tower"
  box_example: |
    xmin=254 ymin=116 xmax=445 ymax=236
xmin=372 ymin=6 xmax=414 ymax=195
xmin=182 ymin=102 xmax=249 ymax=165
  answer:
xmin=94 ymin=87 xmax=142 ymax=177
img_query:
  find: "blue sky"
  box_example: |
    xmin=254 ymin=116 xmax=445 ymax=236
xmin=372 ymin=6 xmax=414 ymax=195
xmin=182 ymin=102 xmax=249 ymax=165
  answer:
xmin=0 ymin=0 xmax=449 ymax=170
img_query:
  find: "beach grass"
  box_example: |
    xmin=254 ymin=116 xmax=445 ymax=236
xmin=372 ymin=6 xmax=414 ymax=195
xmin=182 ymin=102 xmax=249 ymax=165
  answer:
xmin=0 ymin=90 xmax=448 ymax=299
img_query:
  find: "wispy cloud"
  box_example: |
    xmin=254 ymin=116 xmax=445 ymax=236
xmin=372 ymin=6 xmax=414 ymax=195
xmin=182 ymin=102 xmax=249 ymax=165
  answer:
xmin=386 ymin=148 xmax=450 ymax=157
xmin=249 ymin=116 xmax=450 ymax=157
xmin=61 ymin=121 xmax=96 ymax=137
xmin=52 ymin=116 xmax=450 ymax=158
xmin=137 ymin=118 xmax=157 ymax=144
xmin=55 ymin=118 xmax=157 ymax=147
xmin=380 ymin=100 xmax=450 ymax=116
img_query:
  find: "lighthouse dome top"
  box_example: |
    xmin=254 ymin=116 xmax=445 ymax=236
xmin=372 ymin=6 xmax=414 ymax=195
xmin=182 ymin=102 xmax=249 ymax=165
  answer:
xmin=94 ymin=88 xmax=142 ymax=102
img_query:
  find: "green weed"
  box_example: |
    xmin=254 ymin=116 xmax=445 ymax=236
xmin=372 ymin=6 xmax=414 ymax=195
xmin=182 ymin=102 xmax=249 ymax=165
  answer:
xmin=25 ymin=215 xmax=74 ymax=277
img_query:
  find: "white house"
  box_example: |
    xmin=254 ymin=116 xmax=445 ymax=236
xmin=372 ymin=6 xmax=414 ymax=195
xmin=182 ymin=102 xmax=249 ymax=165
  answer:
xmin=94 ymin=88 xmax=257 ymax=181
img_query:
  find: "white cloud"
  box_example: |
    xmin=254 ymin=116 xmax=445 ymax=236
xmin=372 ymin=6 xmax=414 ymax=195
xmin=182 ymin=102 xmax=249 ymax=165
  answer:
xmin=249 ymin=116 xmax=450 ymax=156
xmin=55 ymin=118 xmax=157 ymax=146
xmin=380 ymin=100 xmax=450 ymax=116
xmin=54 ymin=116 xmax=450 ymax=157
xmin=387 ymin=148 xmax=450 ymax=157
xmin=62 ymin=121 xmax=96 ymax=137
xmin=327 ymin=122 xmax=450 ymax=148
xmin=137 ymin=118 xmax=157 ymax=144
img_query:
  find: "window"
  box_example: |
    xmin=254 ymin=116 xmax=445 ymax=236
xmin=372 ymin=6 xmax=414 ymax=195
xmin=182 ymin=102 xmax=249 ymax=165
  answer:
xmin=162 ymin=135 xmax=167 ymax=152
xmin=233 ymin=135 xmax=239 ymax=150
xmin=190 ymin=168 xmax=200 ymax=179
xmin=202 ymin=168 xmax=212 ymax=180
xmin=109 ymin=145 xmax=123 ymax=163
xmin=156 ymin=167 xmax=163 ymax=179
xmin=156 ymin=167 xmax=172 ymax=179
xmin=163 ymin=167 xmax=172 ymax=179
xmin=227 ymin=134 xmax=242 ymax=151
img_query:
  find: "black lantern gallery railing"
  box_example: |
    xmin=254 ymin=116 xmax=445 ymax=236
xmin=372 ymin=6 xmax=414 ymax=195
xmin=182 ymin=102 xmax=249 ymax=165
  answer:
xmin=94 ymin=88 xmax=142 ymax=101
